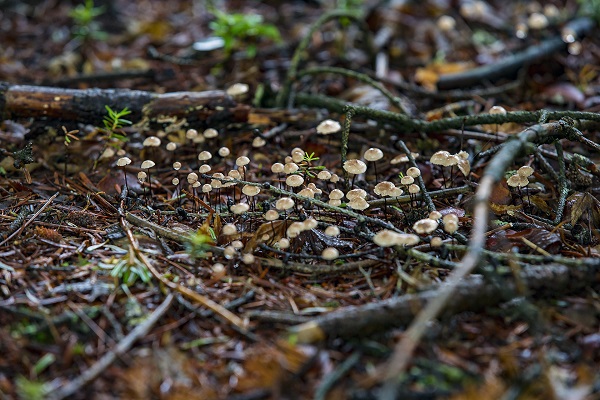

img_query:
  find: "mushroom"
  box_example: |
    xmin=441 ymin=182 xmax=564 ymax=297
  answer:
xmin=286 ymin=174 xmax=304 ymax=187
xmin=275 ymin=197 xmax=295 ymax=211
xmin=321 ymin=247 xmax=339 ymax=261
xmin=116 ymin=157 xmax=131 ymax=192
xmin=316 ymin=119 xmax=341 ymax=135
xmin=325 ymin=226 xmax=340 ymax=237
xmin=406 ymin=167 xmax=421 ymax=178
xmin=317 ymin=170 xmax=332 ymax=180
xmin=222 ymin=223 xmax=238 ymax=235
xmin=226 ymin=83 xmax=249 ymax=98
xmin=347 ymin=188 xmax=367 ymax=200
xmin=348 ymin=197 xmax=369 ymax=211
xmin=242 ymin=185 xmax=260 ymax=197
xmin=218 ymin=147 xmax=230 ymax=157
xmin=518 ymin=165 xmax=534 ymax=178
xmin=198 ymin=151 xmax=212 ymax=161
xmin=343 ymin=159 xmax=367 ymax=175
xmin=230 ymin=203 xmax=250 ymax=214
xmin=413 ymin=218 xmax=438 ymax=235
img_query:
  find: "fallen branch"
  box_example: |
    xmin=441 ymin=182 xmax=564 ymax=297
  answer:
xmin=290 ymin=262 xmax=598 ymax=342
xmin=436 ymin=17 xmax=594 ymax=90
xmin=47 ymin=293 xmax=174 ymax=400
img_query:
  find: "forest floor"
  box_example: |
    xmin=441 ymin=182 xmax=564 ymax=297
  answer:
xmin=0 ymin=1 xmax=599 ymax=399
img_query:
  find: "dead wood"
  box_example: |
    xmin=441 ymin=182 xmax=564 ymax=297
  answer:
xmin=292 ymin=263 xmax=600 ymax=342
xmin=0 ymin=82 xmax=320 ymax=136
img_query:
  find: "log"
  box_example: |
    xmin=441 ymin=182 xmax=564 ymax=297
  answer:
xmin=290 ymin=263 xmax=600 ymax=342
xmin=0 ymin=82 xmax=325 ymax=137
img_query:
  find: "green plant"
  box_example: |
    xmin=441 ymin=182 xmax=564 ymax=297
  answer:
xmin=16 ymin=376 xmax=50 ymax=400
xmin=209 ymin=10 xmax=281 ymax=58
xmin=102 ymin=105 xmax=132 ymax=142
xmin=107 ymin=258 xmax=152 ymax=286
xmin=299 ymin=152 xmax=325 ymax=178
xmin=69 ymin=0 xmax=108 ymax=42
xmin=185 ymin=231 xmax=213 ymax=260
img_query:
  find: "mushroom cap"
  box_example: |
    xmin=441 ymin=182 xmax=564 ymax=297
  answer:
xmin=489 ymin=105 xmax=507 ymax=115
xmin=298 ymin=188 xmax=315 ymax=198
xmin=437 ymin=15 xmax=456 ymax=31
xmin=328 ymin=199 xmax=342 ymax=207
xmin=222 ymin=223 xmax=238 ymax=235
xmin=442 ymin=214 xmax=458 ymax=224
xmin=374 ymin=181 xmax=395 ymax=197
xmin=430 ymin=236 xmax=443 ymax=247
xmin=283 ymin=162 xmax=299 ymax=174
xmin=528 ymin=12 xmax=548 ymax=30
xmin=364 ymin=147 xmax=384 ymax=162
xmin=348 ymin=197 xmax=369 ymax=210
xmin=252 ymin=137 xmax=266 ymax=147
xmin=430 ymin=151 xmax=451 ymax=165
xmin=226 ymin=83 xmax=249 ymax=97
xmin=291 ymin=149 xmax=305 ymax=163
xmin=187 ymin=172 xmax=199 ymax=184
xmin=413 ymin=218 xmax=439 ymax=234
xmin=373 ymin=229 xmax=418 ymax=247
xmin=228 ymin=169 xmax=241 ymax=179
xmin=325 ymin=226 xmax=340 ymax=237
xmin=199 ymin=164 xmax=211 ymax=173
xmin=275 ymin=197 xmax=295 ymax=210
xmin=116 ymin=157 xmax=131 ymax=167
xmin=141 ymin=160 xmax=155 ymax=169
xmin=347 ymin=188 xmax=367 ymax=200
xmin=390 ymin=187 xmax=404 ymax=197
xmin=316 ymin=119 xmax=341 ymax=135
xmin=173 ymin=161 xmax=182 ymax=170
xmin=330 ymin=174 xmax=340 ymax=183
xmin=242 ymin=253 xmax=255 ymax=265
xmin=242 ymin=185 xmax=261 ymax=196
xmin=428 ymin=211 xmax=442 ymax=220
xmin=287 ymin=221 xmax=305 ymax=238
xmin=198 ymin=151 xmax=212 ymax=161
xmin=218 ymin=147 xmax=230 ymax=157
xmin=202 ymin=128 xmax=218 ymax=139
xmin=278 ymin=238 xmax=290 ymax=249
xmin=329 ymin=189 xmax=344 ymax=200
xmin=166 ymin=142 xmax=177 ymax=151
xmin=230 ymin=203 xmax=250 ymax=214
xmin=443 ymin=219 xmax=459 ymax=234
xmin=408 ymin=184 xmax=421 ymax=194
xmin=458 ymin=150 xmax=469 ymax=160
xmin=186 ymin=129 xmax=198 ymax=139
xmin=137 ymin=171 xmax=147 ymax=181
xmin=172 ymin=178 xmax=179 ymax=185
xmin=518 ymin=165 xmax=534 ymax=178
xmin=317 ymin=170 xmax=332 ymax=180
xmin=143 ymin=136 xmax=161 ymax=147
xmin=264 ymin=210 xmax=279 ymax=221
xmin=343 ymin=159 xmax=367 ymax=174
xmin=236 ymin=156 xmax=250 ymax=167
xmin=458 ymin=159 xmax=471 ymax=176
xmin=507 ymin=174 xmax=529 ymax=187
xmin=303 ymin=218 xmax=318 ymax=230
xmin=401 ymin=176 xmax=414 ymax=185
xmin=286 ymin=175 xmax=304 ymax=187
xmin=406 ymin=167 xmax=421 ymax=178
xmin=321 ymin=247 xmax=339 ymax=260
xmin=202 ymin=184 xmax=212 ymax=193
xmin=271 ymin=163 xmax=284 ymax=173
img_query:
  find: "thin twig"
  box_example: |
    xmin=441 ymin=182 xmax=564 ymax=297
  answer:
xmin=48 ymin=293 xmax=174 ymax=400
xmin=0 ymin=192 xmax=59 ymax=247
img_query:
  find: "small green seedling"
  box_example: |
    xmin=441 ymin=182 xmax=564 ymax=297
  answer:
xmin=69 ymin=0 xmax=108 ymax=42
xmin=209 ymin=10 xmax=281 ymax=58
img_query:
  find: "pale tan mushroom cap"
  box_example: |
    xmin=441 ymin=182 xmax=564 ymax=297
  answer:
xmin=143 ymin=136 xmax=161 ymax=147
xmin=316 ymin=119 xmax=341 ymax=135
xmin=374 ymin=181 xmax=395 ymax=196
xmin=343 ymin=159 xmax=367 ymax=174
xmin=141 ymin=160 xmax=155 ymax=169
xmin=348 ymin=197 xmax=369 ymax=210
xmin=321 ymin=247 xmax=339 ymax=260
xmin=329 ymin=189 xmax=344 ymax=200
xmin=413 ymin=218 xmax=439 ymax=234
xmin=116 ymin=157 xmax=131 ymax=167
xmin=276 ymin=197 xmax=295 ymax=210
xmin=364 ymin=147 xmax=384 ymax=162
